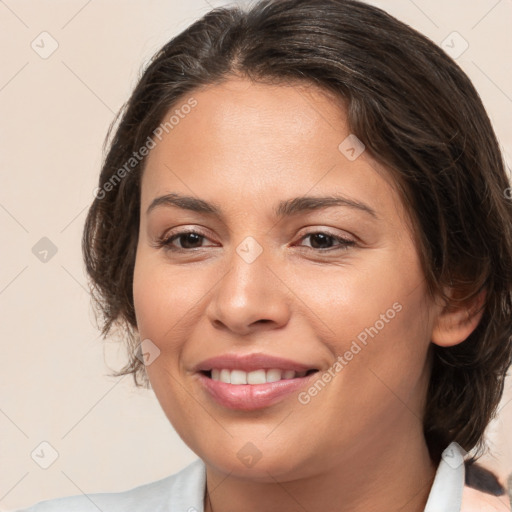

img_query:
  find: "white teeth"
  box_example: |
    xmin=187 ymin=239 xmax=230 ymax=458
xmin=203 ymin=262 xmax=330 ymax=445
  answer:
xmin=247 ymin=369 xmax=266 ymax=384
xmin=219 ymin=369 xmax=231 ymax=383
xmin=210 ymin=368 xmax=308 ymax=384
xmin=230 ymin=369 xmax=247 ymax=385
xmin=266 ymin=369 xmax=282 ymax=382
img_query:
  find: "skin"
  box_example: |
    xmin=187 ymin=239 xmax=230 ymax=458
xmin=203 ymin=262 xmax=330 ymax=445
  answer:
xmin=133 ymin=77 xmax=484 ymax=512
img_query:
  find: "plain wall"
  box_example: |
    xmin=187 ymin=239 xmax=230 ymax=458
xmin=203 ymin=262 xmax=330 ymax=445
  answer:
xmin=1 ymin=0 xmax=511 ymax=510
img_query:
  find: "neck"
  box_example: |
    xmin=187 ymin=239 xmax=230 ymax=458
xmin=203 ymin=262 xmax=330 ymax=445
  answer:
xmin=203 ymin=427 xmax=437 ymax=512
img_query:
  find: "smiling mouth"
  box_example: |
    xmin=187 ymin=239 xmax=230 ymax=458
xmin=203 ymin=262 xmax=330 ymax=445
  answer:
xmin=196 ymin=367 xmax=321 ymax=410
xmin=200 ymin=368 xmax=319 ymax=384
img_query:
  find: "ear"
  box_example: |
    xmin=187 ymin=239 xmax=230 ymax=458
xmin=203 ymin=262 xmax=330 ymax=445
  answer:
xmin=431 ymin=286 xmax=487 ymax=348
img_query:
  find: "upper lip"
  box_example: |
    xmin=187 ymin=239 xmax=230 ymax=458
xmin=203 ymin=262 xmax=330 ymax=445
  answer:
xmin=193 ymin=353 xmax=319 ymax=373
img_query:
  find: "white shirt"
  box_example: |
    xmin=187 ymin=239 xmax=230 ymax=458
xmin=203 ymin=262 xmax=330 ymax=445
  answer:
xmin=17 ymin=442 xmax=468 ymax=511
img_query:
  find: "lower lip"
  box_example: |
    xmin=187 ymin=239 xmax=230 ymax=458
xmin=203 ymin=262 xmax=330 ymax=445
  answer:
xmin=196 ymin=372 xmax=318 ymax=410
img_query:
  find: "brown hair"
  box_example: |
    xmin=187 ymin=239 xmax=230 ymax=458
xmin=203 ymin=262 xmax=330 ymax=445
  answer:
xmin=82 ymin=0 xmax=512 ymax=467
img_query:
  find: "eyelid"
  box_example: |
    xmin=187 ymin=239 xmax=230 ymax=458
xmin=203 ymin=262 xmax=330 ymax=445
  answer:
xmin=296 ymin=226 xmax=355 ymax=242
xmin=156 ymin=226 xmax=217 ymax=249
xmin=155 ymin=225 xmax=356 ymax=253
xmin=295 ymin=231 xmax=355 ymax=252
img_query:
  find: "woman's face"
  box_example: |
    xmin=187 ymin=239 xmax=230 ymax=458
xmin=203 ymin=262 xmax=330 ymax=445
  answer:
xmin=133 ymin=77 xmax=441 ymax=479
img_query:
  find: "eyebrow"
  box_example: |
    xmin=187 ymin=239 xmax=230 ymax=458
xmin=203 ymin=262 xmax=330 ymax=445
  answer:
xmin=146 ymin=192 xmax=378 ymax=219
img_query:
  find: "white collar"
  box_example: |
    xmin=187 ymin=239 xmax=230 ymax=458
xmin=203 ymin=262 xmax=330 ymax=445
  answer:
xmin=424 ymin=441 xmax=466 ymax=511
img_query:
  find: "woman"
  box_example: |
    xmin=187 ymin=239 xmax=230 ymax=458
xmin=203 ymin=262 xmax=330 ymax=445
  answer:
xmin=20 ymin=0 xmax=512 ymax=510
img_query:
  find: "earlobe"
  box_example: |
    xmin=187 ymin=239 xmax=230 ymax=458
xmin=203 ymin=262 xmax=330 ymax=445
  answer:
xmin=431 ymin=287 xmax=487 ymax=348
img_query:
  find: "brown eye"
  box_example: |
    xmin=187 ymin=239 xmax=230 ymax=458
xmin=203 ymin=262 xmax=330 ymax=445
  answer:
xmin=169 ymin=232 xmax=205 ymax=249
xmin=298 ymin=232 xmax=355 ymax=251
xmin=156 ymin=229 xmax=214 ymax=252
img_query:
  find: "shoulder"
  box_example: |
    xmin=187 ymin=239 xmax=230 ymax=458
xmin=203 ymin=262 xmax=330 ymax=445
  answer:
xmin=461 ymin=484 xmax=511 ymax=511
xmin=16 ymin=458 xmax=206 ymax=512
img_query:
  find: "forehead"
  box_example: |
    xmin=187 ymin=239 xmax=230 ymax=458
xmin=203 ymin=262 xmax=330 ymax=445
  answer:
xmin=141 ymin=77 xmax=409 ymax=230
xmin=160 ymin=77 xmax=350 ymax=157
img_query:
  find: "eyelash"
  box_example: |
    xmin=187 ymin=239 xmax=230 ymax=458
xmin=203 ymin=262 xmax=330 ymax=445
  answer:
xmin=155 ymin=228 xmax=356 ymax=253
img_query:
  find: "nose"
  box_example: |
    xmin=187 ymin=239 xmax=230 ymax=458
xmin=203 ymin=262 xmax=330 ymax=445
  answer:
xmin=205 ymin=239 xmax=291 ymax=336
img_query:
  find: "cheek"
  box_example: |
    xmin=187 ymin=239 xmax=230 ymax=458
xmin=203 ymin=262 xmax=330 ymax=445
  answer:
xmin=132 ymin=253 xmax=204 ymax=436
xmin=291 ymin=265 xmax=430 ymax=445
xmin=295 ymin=245 xmax=431 ymax=393
xmin=295 ymin=249 xmax=427 ymax=344
xmin=133 ymin=251 xmax=206 ymax=342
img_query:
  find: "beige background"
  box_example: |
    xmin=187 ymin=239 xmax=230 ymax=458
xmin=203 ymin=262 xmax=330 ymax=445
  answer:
xmin=1 ymin=0 xmax=511 ymax=510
